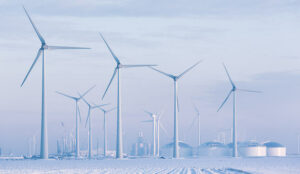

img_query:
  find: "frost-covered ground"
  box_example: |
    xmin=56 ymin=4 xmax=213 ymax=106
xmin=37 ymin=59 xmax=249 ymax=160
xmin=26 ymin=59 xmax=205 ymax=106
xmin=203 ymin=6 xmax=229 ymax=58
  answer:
xmin=0 ymin=157 xmax=300 ymax=174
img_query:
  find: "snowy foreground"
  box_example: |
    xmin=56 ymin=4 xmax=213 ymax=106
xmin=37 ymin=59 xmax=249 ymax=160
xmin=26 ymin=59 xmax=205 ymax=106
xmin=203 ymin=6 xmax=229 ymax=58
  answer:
xmin=0 ymin=157 xmax=300 ymax=174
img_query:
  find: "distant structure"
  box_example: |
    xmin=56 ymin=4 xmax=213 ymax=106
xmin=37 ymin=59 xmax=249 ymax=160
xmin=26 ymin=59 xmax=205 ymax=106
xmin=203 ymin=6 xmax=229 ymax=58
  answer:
xmin=238 ymin=141 xmax=266 ymax=157
xmin=149 ymin=61 xmax=201 ymax=158
xmin=130 ymin=132 xmax=150 ymax=157
xmin=198 ymin=142 xmax=230 ymax=157
xmin=57 ymin=140 xmax=62 ymax=155
xmin=21 ymin=6 xmax=90 ymax=159
xmin=263 ymin=141 xmax=286 ymax=157
xmin=161 ymin=141 xmax=193 ymax=158
xmin=100 ymin=34 xmax=156 ymax=159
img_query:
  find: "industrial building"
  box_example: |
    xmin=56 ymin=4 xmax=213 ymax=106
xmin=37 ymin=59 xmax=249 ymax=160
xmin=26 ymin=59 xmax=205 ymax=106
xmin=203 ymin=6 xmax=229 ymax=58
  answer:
xmin=130 ymin=132 xmax=151 ymax=157
xmin=263 ymin=141 xmax=286 ymax=157
xmin=198 ymin=142 xmax=230 ymax=157
xmin=238 ymin=141 xmax=267 ymax=157
xmin=161 ymin=142 xmax=193 ymax=158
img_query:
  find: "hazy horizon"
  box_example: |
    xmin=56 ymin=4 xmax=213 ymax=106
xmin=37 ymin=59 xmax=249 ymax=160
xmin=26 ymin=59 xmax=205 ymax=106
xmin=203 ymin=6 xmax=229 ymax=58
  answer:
xmin=0 ymin=0 xmax=300 ymax=155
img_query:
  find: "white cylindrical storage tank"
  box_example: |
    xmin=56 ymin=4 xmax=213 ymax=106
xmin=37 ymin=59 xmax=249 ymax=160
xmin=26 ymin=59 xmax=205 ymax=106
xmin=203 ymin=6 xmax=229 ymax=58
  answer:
xmin=160 ymin=141 xmax=193 ymax=158
xmin=198 ymin=142 xmax=230 ymax=157
xmin=263 ymin=142 xmax=286 ymax=157
xmin=238 ymin=141 xmax=266 ymax=157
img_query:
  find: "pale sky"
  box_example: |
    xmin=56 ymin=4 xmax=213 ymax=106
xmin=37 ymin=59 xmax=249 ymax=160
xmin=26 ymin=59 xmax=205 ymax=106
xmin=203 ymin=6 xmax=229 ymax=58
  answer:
xmin=0 ymin=0 xmax=300 ymax=155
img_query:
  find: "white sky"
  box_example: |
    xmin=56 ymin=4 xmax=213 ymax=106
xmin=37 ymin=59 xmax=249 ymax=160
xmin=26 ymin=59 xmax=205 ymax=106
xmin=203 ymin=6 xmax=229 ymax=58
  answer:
xmin=0 ymin=0 xmax=300 ymax=155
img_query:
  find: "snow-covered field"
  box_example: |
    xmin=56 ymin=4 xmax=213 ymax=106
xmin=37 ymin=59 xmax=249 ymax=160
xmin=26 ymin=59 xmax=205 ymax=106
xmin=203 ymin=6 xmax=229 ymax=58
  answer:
xmin=0 ymin=157 xmax=300 ymax=174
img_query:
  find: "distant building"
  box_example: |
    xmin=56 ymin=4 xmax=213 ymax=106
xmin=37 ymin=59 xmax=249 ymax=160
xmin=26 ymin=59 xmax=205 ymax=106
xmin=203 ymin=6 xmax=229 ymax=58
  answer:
xmin=130 ymin=132 xmax=150 ymax=157
xmin=198 ymin=142 xmax=230 ymax=157
xmin=238 ymin=141 xmax=266 ymax=157
xmin=161 ymin=141 xmax=193 ymax=158
xmin=263 ymin=141 xmax=286 ymax=157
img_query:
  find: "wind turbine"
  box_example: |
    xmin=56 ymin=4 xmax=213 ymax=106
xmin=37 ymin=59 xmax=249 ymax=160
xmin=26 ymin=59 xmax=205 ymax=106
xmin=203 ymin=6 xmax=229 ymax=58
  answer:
xmin=56 ymin=85 xmax=95 ymax=158
xmin=143 ymin=109 xmax=165 ymax=157
xmin=20 ymin=6 xmax=90 ymax=159
xmin=149 ymin=61 xmax=201 ymax=158
xmin=80 ymin=95 xmax=107 ymax=159
xmin=144 ymin=111 xmax=157 ymax=157
xmin=96 ymin=107 xmax=116 ymax=157
xmin=217 ymin=63 xmax=261 ymax=157
xmin=193 ymin=104 xmax=201 ymax=147
xmin=100 ymin=33 xmax=156 ymax=159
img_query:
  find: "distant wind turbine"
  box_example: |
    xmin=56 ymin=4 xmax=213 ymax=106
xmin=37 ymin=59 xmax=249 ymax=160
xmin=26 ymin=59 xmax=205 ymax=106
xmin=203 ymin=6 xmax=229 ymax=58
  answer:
xmin=100 ymin=33 xmax=156 ymax=159
xmin=149 ymin=61 xmax=201 ymax=158
xmin=193 ymin=104 xmax=201 ymax=147
xmin=217 ymin=63 xmax=261 ymax=157
xmin=144 ymin=111 xmax=157 ymax=157
xmin=143 ymin=109 xmax=165 ymax=157
xmin=20 ymin=6 xmax=90 ymax=159
xmin=56 ymin=85 xmax=96 ymax=158
xmin=80 ymin=95 xmax=107 ymax=159
xmin=96 ymin=107 xmax=116 ymax=157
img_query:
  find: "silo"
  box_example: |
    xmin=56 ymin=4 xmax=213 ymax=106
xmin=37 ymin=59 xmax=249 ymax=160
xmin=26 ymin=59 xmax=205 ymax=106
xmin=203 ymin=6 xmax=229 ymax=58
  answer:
xmin=160 ymin=141 xmax=193 ymax=158
xmin=263 ymin=141 xmax=286 ymax=157
xmin=238 ymin=141 xmax=266 ymax=157
xmin=198 ymin=142 xmax=230 ymax=157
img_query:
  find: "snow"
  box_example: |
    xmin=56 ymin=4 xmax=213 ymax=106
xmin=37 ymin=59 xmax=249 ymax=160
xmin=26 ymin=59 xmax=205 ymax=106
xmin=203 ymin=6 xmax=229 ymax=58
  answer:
xmin=0 ymin=157 xmax=300 ymax=174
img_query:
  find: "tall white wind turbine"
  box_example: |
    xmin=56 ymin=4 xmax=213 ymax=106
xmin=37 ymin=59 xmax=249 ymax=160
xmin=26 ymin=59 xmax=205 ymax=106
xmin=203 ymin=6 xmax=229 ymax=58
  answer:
xmin=56 ymin=85 xmax=95 ymax=158
xmin=192 ymin=104 xmax=201 ymax=147
xmin=96 ymin=107 xmax=116 ymax=157
xmin=143 ymin=109 xmax=165 ymax=157
xmin=144 ymin=111 xmax=157 ymax=157
xmin=217 ymin=63 xmax=261 ymax=157
xmin=20 ymin=6 xmax=90 ymax=159
xmin=100 ymin=33 xmax=156 ymax=159
xmin=80 ymin=96 xmax=107 ymax=159
xmin=149 ymin=61 xmax=201 ymax=158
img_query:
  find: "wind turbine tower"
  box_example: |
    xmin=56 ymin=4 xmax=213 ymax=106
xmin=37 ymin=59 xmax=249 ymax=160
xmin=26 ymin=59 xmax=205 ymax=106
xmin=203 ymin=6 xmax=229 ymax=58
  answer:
xmin=96 ymin=107 xmax=116 ymax=157
xmin=56 ymin=86 xmax=95 ymax=157
xmin=100 ymin=33 xmax=156 ymax=159
xmin=149 ymin=61 xmax=201 ymax=158
xmin=21 ymin=6 xmax=90 ymax=159
xmin=80 ymin=95 xmax=107 ymax=159
xmin=217 ymin=63 xmax=261 ymax=157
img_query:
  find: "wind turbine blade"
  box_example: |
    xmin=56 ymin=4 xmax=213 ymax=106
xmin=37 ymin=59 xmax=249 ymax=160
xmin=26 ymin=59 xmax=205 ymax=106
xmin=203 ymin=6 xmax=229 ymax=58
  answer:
xmin=222 ymin=63 xmax=235 ymax=87
xmin=107 ymin=107 xmax=117 ymax=113
xmin=99 ymin=33 xmax=121 ymax=64
xmin=144 ymin=110 xmax=154 ymax=116
xmin=149 ymin=67 xmax=174 ymax=79
xmin=21 ymin=49 xmax=42 ymax=87
xmin=23 ymin=6 xmax=45 ymax=44
xmin=177 ymin=60 xmax=202 ymax=79
xmin=141 ymin=120 xmax=152 ymax=123
xmin=122 ymin=64 xmax=157 ymax=68
xmin=237 ymin=89 xmax=262 ymax=93
xmin=80 ymin=85 xmax=96 ymax=99
xmin=56 ymin=91 xmax=77 ymax=100
xmin=217 ymin=90 xmax=233 ymax=112
xmin=79 ymin=95 xmax=90 ymax=106
xmin=102 ymin=68 xmax=117 ymax=100
xmin=77 ymin=105 xmax=82 ymax=123
xmin=193 ymin=103 xmax=199 ymax=115
xmin=92 ymin=103 xmax=110 ymax=109
xmin=47 ymin=46 xmax=90 ymax=50
xmin=85 ymin=108 xmax=90 ymax=128
xmin=157 ymin=108 xmax=165 ymax=120
xmin=95 ymin=105 xmax=105 ymax=112
xmin=160 ymin=122 xmax=170 ymax=138
xmin=184 ymin=116 xmax=198 ymax=138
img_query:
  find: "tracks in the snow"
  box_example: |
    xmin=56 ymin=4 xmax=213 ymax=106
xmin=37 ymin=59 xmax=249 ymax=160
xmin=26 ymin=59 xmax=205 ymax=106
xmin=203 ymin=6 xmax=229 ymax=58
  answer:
xmin=94 ymin=167 xmax=253 ymax=174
